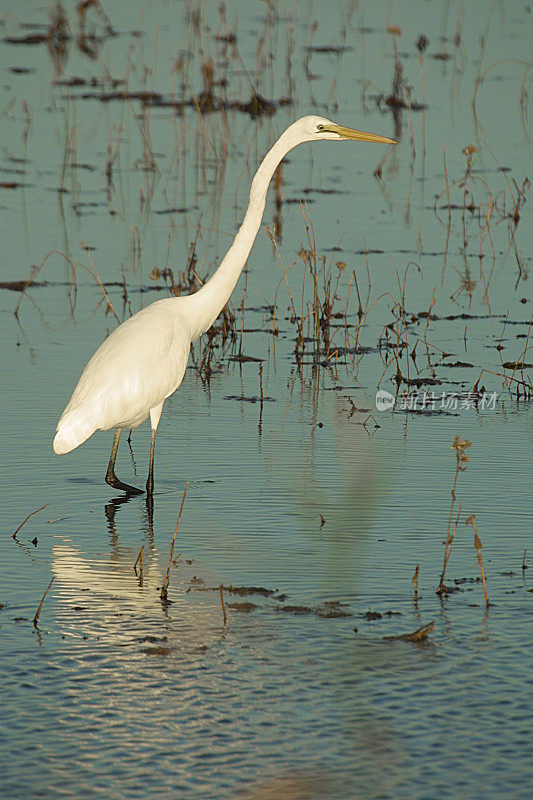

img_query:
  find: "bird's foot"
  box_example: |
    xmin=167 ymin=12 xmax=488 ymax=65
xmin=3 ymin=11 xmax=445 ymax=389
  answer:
xmin=106 ymin=470 xmax=144 ymax=496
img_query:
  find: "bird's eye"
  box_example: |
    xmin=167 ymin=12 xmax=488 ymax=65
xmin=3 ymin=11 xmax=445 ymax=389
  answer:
xmin=317 ymin=124 xmax=324 ymax=131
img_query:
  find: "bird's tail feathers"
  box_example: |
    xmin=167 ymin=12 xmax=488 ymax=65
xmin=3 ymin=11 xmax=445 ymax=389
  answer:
xmin=53 ymin=409 xmax=96 ymax=455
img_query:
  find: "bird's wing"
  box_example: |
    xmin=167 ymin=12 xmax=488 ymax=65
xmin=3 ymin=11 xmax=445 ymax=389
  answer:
xmin=58 ymin=299 xmax=191 ymax=432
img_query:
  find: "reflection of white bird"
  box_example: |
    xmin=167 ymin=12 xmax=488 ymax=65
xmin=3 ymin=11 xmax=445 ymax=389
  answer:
xmin=53 ymin=116 xmax=395 ymax=495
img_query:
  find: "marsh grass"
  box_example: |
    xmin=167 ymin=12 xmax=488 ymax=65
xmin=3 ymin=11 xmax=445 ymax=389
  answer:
xmin=7 ymin=1 xmax=529 ymax=409
xmin=436 ymin=437 xmax=471 ymax=596
xmin=466 ymin=515 xmax=489 ymax=606
xmin=472 ymin=314 xmax=533 ymax=400
xmin=435 ymin=144 xmax=530 ymax=297
xmin=160 ymin=482 xmax=189 ymax=603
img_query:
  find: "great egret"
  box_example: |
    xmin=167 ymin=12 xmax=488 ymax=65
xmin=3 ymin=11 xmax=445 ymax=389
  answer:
xmin=53 ymin=115 xmax=395 ymax=495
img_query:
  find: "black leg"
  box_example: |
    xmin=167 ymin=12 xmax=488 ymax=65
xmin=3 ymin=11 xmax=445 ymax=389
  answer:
xmin=146 ymin=428 xmax=156 ymax=496
xmin=145 ymin=491 xmax=154 ymax=520
xmin=105 ymin=427 xmax=144 ymax=495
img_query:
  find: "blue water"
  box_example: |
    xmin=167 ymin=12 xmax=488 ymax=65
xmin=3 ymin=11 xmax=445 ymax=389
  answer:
xmin=1 ymin=1 xmax=532 ymax=798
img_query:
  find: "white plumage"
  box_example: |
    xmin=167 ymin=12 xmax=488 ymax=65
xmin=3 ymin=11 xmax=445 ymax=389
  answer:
xmin=54 ymin=299 xmax=191 ymax=455
xmin=54 ymin=116 xmax=395 ymax=495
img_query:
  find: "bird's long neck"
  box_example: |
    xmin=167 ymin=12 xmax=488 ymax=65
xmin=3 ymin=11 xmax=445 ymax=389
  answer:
xmin=184 ymin=130 xmax=294 ymax=341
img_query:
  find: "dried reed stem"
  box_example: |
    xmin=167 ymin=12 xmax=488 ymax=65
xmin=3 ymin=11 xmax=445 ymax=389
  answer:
xmin=442 ymin=146 xmax=451 ymax=276
xmin=134 ymin=545 xmax=144 ymax=574
xmin=437 ymin=437 xmax=471 ymax=594
xmin=219 ymin=584 xmax=227 ymax=626
xmin=79 ymin=244 xmax=120 ymax=323
xmin=12 ymin=503 xmax=49 ymax=539
xmin=466 ymin=515 xmax=489 ymax=606
xmin=33 ymin=576 xmax=55 ymax=627
xmin=160 ymin=482 xmax=189 ymax=601
xmin=266 ymin=227 xmax=298 ymax=320
xmin=437 ymin=501 xmax=463 ymax=596
xmin=473 ymin=367 xmax=531 ymax=397
xmin=412 ymin=563 xmax=420 ymax=598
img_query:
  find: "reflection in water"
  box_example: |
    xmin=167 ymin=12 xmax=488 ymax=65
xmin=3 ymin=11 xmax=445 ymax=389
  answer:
xmin=52 ymin=496 xmax=225 ymax=647
xmin=52 ymin=540 xmax=164 ymax=627
xmin=236 ymin=773 xmax=338 ymax=800
xmin=2 ymin=2 xmax=531 ymax=797
xmin=260 ymin=381 xmax=378 ymax=591
xmin=47 ymin=493 xmax=408 ymax=800
xmin=104 ymin=492 xmax=155 ymax=549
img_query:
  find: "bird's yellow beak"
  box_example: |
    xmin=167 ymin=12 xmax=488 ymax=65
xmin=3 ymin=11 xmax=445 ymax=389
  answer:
xmin=324 ymin=124 xmax=396 ymax=145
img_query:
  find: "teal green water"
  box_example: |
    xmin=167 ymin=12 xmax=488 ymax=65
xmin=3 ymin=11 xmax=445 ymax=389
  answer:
xmin=1 ymin=2 xmax=532 ymax=798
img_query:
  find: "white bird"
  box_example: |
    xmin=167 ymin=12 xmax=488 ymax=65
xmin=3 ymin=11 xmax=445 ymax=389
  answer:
xmin=53 ymin=115 xmax=395 ymax=495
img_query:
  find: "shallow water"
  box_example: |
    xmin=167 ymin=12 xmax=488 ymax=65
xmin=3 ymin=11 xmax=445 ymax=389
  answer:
xmin=1 ymin=2 xmax=532 ymax=799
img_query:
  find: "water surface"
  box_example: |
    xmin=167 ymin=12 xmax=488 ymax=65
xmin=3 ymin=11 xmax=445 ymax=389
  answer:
xmin=1 ymin=2 xmax=532 ymax=798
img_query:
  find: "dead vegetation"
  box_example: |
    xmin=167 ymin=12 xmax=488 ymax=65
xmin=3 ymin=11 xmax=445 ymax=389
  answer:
xmin=3 ymin=1 xmax=529 ymax=408
xmin=160 ymin=482 xmax=189 ymax=603
xmin=436 ymin=436 xmax=471 ymax=596
xmin=3 ymin=2 xmax=530 ymax=642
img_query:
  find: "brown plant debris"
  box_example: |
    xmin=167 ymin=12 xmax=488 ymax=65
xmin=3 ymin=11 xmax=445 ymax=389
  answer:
xmin=385 ymin=621 xmax=435 ymax=642
xmin=33 ymin=576 xmax=55 ymax=627
xmin=12 ymin=503 xmax=49 ymax=539
xmin=160 ymin=482 xmax=189 ymax=602
xmin=226 ymin=601 xmax=257 ymax=613
xmin=466 ymin=515 xmax=490 ymax=606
